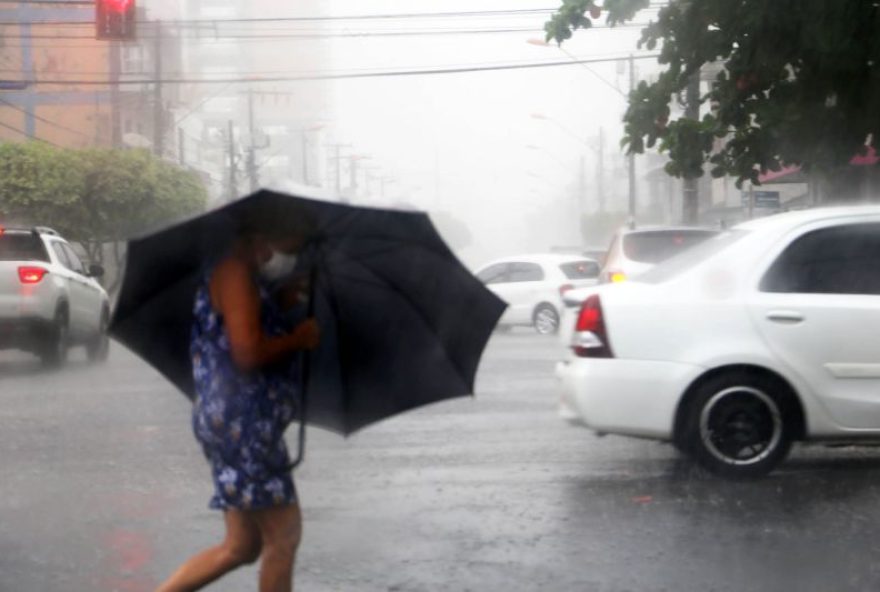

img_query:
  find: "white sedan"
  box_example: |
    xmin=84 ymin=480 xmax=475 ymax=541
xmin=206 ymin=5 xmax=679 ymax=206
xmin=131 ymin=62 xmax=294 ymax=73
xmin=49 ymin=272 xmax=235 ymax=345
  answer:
xmin=476 ymin=254 xmax=601 ymax=334
xmin=556 ymin=206 xmax=880 ymax=478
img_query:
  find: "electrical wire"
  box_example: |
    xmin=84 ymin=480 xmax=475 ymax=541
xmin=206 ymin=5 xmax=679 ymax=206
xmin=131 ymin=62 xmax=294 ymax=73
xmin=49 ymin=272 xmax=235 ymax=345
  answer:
xmin=0 ymin=119 xmax=59 ymax=145
xmin=0 ymin=53 xmax=662 ymax=86
xmin=0 ymin=47 xmax=659 ymax=77
xmin=0 ymin=21 xmax=655 ymax=42
xmin=0 ymin=3 xmax=669 ymax=26
xmin=0 ymin=96 xmax=94 ymax=138
xmin=0 ymin=8 xmax=567 ymax=27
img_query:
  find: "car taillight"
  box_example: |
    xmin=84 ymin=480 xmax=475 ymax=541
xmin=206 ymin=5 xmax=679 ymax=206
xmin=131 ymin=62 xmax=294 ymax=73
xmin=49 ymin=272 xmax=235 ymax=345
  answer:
xmin=559 ymin=283 xmax=574 ymax=297
xmin=18 ymin=266 xmax=48 ymax=284
xmin=571 ymin=294 xmax=613 ymax=358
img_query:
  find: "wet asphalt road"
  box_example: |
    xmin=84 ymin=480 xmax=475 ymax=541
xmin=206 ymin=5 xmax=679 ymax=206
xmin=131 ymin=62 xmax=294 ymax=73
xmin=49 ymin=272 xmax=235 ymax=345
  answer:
xmin=3 ymin=333 xmax=880 ymax=592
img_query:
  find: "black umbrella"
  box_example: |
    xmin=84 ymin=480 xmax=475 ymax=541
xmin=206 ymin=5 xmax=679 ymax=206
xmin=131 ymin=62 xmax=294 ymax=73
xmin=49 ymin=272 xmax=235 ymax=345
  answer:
xmin=110 ymin=189 xmax=506 ymax=460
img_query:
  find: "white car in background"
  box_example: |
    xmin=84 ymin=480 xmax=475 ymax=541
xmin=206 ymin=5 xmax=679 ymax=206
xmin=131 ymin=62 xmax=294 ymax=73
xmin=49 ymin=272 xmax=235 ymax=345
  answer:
xmin=558 ymin=226 xmax=719 ymax=345
xmin=476 ymin=254 xmax=601 ymax=334
xmin=600 ymin=225 xmax=719 ymax=284
xmin=0 ymin=226 xmax=110 ymax=366
xmin=557 ymin=206 xmax=880 ymax=478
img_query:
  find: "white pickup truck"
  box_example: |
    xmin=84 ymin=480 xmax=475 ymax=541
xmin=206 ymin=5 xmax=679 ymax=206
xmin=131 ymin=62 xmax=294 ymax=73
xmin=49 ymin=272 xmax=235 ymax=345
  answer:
xmin=0 ymin=226 xmax=110 ymax=366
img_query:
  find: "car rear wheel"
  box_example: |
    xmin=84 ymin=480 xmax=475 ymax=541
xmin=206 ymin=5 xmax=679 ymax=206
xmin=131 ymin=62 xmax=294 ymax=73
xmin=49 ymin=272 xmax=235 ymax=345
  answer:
xmin=87 ymin=308 xmax=110 ymax=363
xmin=682 ymin=372 xmax=794 ymax=478
xmin=41 ymin=307 xmax=69 ymax=368
xmin=533 ymin=304 xmax=560 ymax=335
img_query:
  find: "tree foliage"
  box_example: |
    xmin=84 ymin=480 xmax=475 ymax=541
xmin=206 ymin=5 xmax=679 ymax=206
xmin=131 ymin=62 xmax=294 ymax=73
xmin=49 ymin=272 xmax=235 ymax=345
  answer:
xmin=546 ymin=1 xmax=880 ymax=186
xmin=0 ymin=144 xmax=207 ymax=289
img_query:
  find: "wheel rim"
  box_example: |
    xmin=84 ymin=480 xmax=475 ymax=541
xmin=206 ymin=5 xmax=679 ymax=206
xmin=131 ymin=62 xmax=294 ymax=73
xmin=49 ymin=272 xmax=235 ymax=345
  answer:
xmin=699 ymin=386 xmax=783 ymax=466
xmin=535 ymin=308 xmax=558 ymax=334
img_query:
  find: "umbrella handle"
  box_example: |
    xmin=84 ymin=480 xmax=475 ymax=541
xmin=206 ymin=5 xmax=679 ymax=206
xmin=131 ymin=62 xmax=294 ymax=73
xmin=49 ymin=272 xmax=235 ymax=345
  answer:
xmin=288 ymin=264 xmax=318 ymax=470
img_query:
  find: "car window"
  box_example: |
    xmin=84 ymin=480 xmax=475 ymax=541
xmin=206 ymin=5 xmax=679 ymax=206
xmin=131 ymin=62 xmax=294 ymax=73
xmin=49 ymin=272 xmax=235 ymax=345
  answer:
xmin=61 ymin=243 xmax=86 ymax=275
xmin=507 ymin=262 xmax=544 ymax=282
xmin=760 ymin=223 xmax=880 ymax=295
xmin=476 ymin=263 xmax=508 ymax=284
xmin=0 ymin=232 xmax=50 ymax=262
xmin=560 ymin=260 xmax=600 ymax=280
xmin=639 ymin=230 xmax=751 ymax=284
xmin=51 ymin=242 xmax=72 ymax=269
xmin=622 ymin=230 xmax=719 ymax=264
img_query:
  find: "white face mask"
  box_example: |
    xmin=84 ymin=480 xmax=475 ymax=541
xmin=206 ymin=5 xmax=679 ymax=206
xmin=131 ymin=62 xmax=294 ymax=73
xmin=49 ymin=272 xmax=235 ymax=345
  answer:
xmin=259 ymin=249 xmax=298 ymax=281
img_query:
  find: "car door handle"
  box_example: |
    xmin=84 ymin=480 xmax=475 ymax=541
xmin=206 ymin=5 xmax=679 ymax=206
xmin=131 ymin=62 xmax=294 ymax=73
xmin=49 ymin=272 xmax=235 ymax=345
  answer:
xmin=766 ymin=310 xmax=805 ymax=324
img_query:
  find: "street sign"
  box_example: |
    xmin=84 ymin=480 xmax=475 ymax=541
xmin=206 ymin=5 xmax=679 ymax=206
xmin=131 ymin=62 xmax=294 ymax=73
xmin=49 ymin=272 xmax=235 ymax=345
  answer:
xmin=742 ymin=190 xmax=781 ymax=209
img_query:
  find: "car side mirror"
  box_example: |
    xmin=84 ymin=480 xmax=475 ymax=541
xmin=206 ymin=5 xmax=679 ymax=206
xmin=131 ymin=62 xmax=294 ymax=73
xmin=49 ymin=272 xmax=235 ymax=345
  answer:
xmin=88 ymin=264 xmax=105 ymax=279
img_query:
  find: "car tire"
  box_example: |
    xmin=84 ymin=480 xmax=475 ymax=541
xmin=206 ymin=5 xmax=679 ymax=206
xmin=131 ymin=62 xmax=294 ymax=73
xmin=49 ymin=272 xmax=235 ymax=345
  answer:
xmin=681 ymin=371 xmax=795 ymax=479
xmin=86 ymin=308 xmax=110 ymax=363
xmin=41 ymin=306 xmax=69 ymax=369
xmin=533 ymin=304 xmax=560 ymax=335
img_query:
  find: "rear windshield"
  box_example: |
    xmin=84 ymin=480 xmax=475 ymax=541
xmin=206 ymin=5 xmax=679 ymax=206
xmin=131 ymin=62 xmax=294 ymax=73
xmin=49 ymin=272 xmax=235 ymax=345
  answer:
xmin=559 ymin=260 xmax=600 ymax=280
xmin=638 ymin=230 xmax=751 ymax=283
xmin=0 ymin=232 xmax=49 ymax=262
xmin=622 ymin=229 xmax=719 ymax=264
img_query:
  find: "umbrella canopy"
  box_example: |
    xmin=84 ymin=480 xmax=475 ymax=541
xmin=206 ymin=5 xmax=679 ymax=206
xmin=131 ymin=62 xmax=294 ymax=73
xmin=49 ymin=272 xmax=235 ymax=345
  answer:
xmin=110 ymin=190 xmax=506 ymax=435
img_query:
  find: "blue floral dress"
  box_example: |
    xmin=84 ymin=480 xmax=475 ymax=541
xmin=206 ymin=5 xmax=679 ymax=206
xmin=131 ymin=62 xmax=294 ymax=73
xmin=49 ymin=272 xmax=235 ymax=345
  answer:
xmin=190 ymin=270 xmax=300 ymax=511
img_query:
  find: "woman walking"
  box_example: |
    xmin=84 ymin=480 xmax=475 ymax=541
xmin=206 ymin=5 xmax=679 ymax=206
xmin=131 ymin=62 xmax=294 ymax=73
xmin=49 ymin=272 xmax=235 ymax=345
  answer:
xmin=157 ymin=211 xmax=319 ymax=592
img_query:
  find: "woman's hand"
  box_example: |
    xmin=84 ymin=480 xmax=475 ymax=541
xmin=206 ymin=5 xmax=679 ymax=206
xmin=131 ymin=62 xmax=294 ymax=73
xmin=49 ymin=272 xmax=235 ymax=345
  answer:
xmin=212 ymin=258 xmax=318 ymax=372
xmin=291 ymin=318 xmax=320 ymax=350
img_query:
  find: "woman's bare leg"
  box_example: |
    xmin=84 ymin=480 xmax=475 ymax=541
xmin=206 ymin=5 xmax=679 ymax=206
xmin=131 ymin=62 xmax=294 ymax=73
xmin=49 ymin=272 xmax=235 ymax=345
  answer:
xmin=252 ymin=503 xmax=303 ymax=592
xmin=155 ymin=510 xmax=262 ymax=592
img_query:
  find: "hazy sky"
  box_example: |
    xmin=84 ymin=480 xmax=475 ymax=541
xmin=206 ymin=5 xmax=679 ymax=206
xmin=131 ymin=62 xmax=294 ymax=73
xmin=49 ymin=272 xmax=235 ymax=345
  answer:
xmin=144 ymin=0 xmax=663 ymax=268
xmin=324 ymin=0 xmax=661 ymax=267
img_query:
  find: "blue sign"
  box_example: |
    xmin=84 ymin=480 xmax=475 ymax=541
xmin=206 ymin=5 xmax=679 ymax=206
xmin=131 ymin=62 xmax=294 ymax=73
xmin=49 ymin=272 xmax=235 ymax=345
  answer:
xmin=742 ymin=190 xmax=781 ymax=209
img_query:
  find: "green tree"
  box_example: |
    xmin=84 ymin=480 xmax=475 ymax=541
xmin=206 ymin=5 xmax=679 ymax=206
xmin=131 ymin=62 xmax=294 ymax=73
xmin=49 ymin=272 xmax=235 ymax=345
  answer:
xmin=0 ymin=144 xmax=207 ymax=291
xmin=546 ymin=1 xmax=880 ymax=187
xmin=0 ymin=142 xmax=85 ymax=232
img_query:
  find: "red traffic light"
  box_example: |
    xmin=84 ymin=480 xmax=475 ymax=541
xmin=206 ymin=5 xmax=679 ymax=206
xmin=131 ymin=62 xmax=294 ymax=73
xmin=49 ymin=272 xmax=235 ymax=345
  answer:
xmin=96 ymin=0 xmax=136 ymax=40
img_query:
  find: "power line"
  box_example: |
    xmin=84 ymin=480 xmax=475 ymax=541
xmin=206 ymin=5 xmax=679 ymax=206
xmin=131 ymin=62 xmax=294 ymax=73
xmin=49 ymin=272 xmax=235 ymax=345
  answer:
xmin=0 ymin=48 xmax=659 ymax=78
xmin=0 ymin=22 xmax=654 ymax=42
xmin=0 ymin=4 xmax=668 ymax=26
xmin=0 ymin=119 xmax=59 ymax=146
xmin=0 ymin=54 xmax=662 ymax=86
xmin=0 ymin=0 xmax=92 ymax=4
xmin=0 ymin=96 xmax=93 ymax=138
xmin=0 ymin=8 xmax=567 ymax=27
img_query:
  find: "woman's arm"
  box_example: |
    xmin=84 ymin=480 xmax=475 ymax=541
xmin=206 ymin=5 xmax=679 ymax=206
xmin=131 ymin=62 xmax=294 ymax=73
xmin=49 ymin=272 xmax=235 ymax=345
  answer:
xmin=211 ymin=258 xmax=320 ymax=372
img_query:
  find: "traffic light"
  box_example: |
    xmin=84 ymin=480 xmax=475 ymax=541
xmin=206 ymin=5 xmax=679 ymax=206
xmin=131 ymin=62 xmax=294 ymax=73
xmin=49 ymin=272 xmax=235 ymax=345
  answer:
xmin=96 ymin=0 xmax=136 ymax=40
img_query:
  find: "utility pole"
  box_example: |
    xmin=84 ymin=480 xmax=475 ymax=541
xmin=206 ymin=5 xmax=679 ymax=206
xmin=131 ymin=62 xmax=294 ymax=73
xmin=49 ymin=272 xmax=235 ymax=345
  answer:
xmin=109 ymin=40 xmax=121 ymax=147
xmin=682 ymin=70 xmax=701 ymax=225
xmin=152 ymin=20 xmax=164 ymax=157
xmin=301 ymin=130 xmax=309 ymax=186
xmin=334 ymin=145 xmax=342 ymax=196
xmin=247 ymin=89 xmax=257 ymax=192
xmin=349 ymin=155 xmax=359 ymax=198
xmin=227 ymin=120 xmax=238 ymax=201
xmin=579 ymin=155 xmax=586 ymax=222
xmin=324 ymin=143 xmax=351 ymax=198
xmin=597 ymin=127 xmax=605 ymax=213
xmin=178 ymin=127 xmax=185 ymax=166
xmin=627 ymin=54 xmax=637 ymax=220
